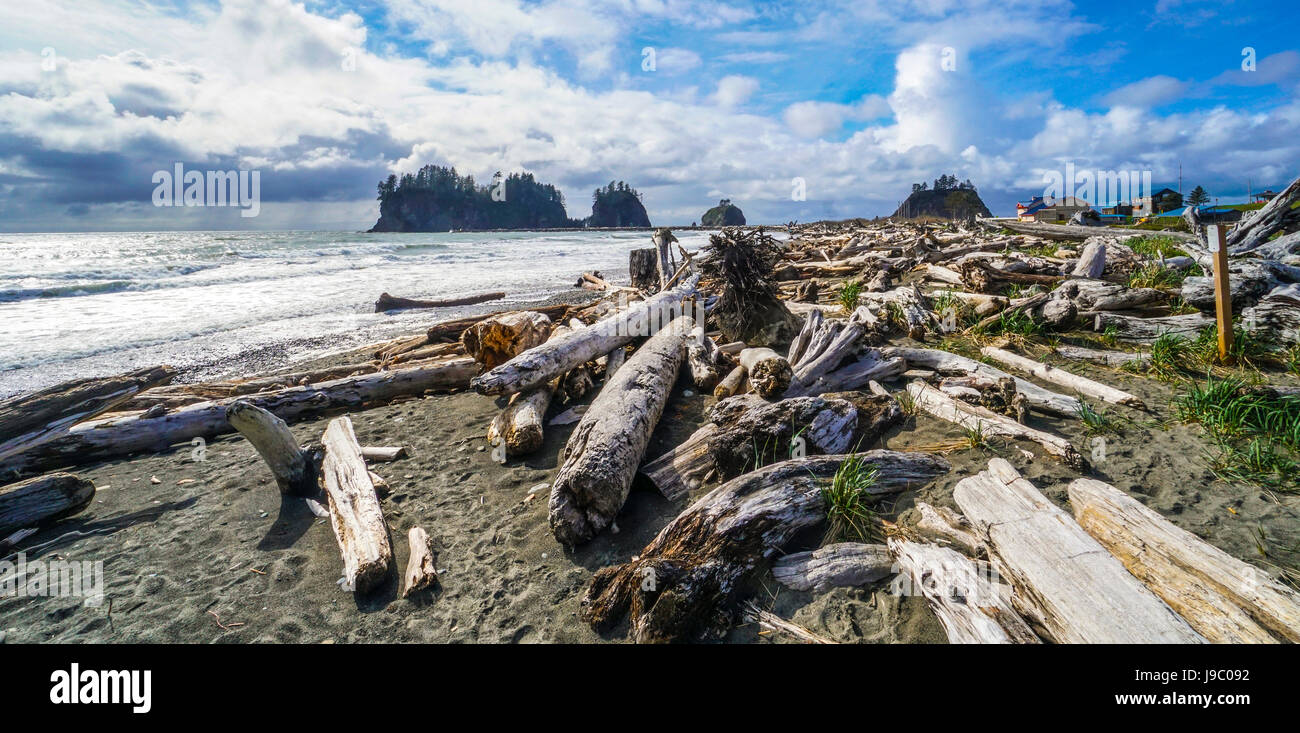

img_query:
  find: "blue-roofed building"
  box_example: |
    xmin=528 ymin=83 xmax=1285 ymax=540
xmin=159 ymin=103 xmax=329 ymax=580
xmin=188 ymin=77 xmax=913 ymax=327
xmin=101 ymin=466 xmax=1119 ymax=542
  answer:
xmin=1159 ymin=205 xmax=1243 ymax=223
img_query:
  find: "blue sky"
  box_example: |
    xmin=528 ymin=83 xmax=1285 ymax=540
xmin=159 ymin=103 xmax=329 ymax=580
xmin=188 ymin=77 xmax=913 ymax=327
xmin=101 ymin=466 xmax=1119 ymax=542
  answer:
xmin=0 ymin=0 xmax=1297 ymax=230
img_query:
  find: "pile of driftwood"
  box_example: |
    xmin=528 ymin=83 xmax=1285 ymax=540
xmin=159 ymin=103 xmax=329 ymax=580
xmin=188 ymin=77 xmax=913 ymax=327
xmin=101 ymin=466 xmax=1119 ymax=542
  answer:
xmin=5 ymin=177 xmax=1300 ymax=644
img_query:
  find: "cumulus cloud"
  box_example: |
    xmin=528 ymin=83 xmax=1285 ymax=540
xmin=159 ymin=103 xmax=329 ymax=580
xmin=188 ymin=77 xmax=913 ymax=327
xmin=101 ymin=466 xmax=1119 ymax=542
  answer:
xmin=712 ymin=75 xmax=759 ymax=106
xmin=1101 ymin=75 xmax=1189 ymax=108
xmin=783 ymin=96 xmax=890 ymax=138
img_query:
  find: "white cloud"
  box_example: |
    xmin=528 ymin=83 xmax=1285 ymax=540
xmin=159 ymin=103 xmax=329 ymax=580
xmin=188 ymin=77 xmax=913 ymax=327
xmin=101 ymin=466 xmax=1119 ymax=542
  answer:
xmin=1101 ymin=75 xmax=1188 ymax=108
xmin=783 ymin=96 xmax=890 ymax=138
xmin=712 ymin=75 xmax=759 ymax=106
xmin=654 ymin=47 xmax=703 ymax=75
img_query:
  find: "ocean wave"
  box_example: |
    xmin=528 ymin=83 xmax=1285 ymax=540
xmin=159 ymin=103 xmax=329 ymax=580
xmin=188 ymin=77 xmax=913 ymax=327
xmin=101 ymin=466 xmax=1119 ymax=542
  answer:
xmin=0 ymin=280 xmax=136 ymax=302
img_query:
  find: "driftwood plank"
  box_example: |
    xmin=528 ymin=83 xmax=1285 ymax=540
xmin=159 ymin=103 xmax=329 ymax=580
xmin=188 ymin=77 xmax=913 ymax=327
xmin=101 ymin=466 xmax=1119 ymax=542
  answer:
xmin=1068 ymin=477 xmax=1300 ymax=643
xmin=952 ymin=458 xmax=1205 ymax=643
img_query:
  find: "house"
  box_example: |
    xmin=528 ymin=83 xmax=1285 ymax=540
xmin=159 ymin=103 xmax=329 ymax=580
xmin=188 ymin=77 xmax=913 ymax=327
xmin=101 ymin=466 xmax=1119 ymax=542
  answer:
xmin=1033 ymin=197 xmax=1092 ymax=223
xmin=1016 ymin=196 xmax=1049 ymax=221
xmin=1133 ymin=188 xmax=1182 ymax=217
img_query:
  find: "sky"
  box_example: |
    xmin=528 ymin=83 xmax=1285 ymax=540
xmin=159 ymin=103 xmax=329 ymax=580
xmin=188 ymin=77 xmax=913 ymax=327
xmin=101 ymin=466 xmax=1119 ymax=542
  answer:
xmin=0 ymin=0 xmax=1297 ymax=231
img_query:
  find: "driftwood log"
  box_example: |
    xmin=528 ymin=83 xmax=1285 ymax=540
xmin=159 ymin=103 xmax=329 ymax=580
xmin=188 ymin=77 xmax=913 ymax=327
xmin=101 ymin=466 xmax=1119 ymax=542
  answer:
xmin=979 ymin=347 xmax=1145 ymax=408
xmin=1068 ymin=477 xmax=1300 ymax=643
xmin=549 ymin=316 xmax=694 ymax=545
xmin=953 ymin=458 xmax=1204 ymax=643
xmin=226 ymin=401 xmax=315 ymax=496
xmin=2 ymin=358 xmax=476 ymax=477
xmin=0 ymin=473 xmax=96 ymax=535
xmin=907 ymin=380 xmax=1083 ymax=468
xmin=737 ymin=347 xmax=792 ymax=398
xmin=460 ymin=311 xmax=552 ymax=370
xmin=401 ymin=526 xmax=439 ymax=599
xmin=485 ymin=323 xmax=578 ymax=458
xmin=887 ymin=537 xmax=1040 ymax=643
xmin=629 ymin=248 xmax=660 ymax=292
xmin=472 ymin=275 xmax=698 ymax=396
xmin=0 ymin=366 xmax=175 ymax=465
xmin=375 ymin=290 xmax=504 ymax=313
xmin=1093 ymin=312 xmax=1215 ymax=342
xmin=713 ymin=365 xmax=747 ymax=398
xmin=1052 ymin=344 xmax=1149 ymax=368
xmin=883 ymin=347 xmax=1081 ymax=417
xmin=320 ymin=416 xmax=392 ymax=594
xmin=771 ymin=542 xmax=893 ymax=594
xmin=583 ymin=451 xmax=951 ymax=642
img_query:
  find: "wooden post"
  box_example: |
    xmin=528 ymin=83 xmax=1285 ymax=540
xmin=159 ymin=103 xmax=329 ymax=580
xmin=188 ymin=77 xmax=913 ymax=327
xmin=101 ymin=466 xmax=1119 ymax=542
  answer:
xmin=1208 ymin=224 xmax=1234 ymax=363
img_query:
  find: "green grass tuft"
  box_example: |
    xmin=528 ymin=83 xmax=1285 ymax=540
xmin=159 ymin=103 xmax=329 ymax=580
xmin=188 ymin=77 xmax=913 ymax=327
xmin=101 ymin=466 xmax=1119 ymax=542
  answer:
xmin=823 ymin=454 xmax=882 ymax=543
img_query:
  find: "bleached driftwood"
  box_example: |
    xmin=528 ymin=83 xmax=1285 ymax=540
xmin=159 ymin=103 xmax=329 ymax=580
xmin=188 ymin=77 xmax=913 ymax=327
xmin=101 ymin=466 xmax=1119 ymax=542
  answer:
xmin=320 ymin=416 xmax=392 ymax=594
xmin=788 ymin=354 xmax=905 ymax=397
xmin=0 ymin=473 xmax=96 ymax=535
xmin=0 ymin=366 xmax=175 ymax=464
xmin=472 ymin=275 xmax=698 ymax=396
xmin=913 ymin=501 xmax=983 ymax=557
xmin=887 ymin=537 xmax=1040 ymax=644
xmin=1242 ymin=284 xmax=1300 ymax=347
xmin=883 ymin=347 xmax=1081 ymax=417
xmin=742 ymin=602 xmax=838 ymax=644
xmin=360 ymin=446 xmax=407 ymax=462
xmin=791 ymin=306 xmax=878 ymax=387
xmin=1068 ymin=477 xmax=1300 ymax=643
xmin=401 ymin=526 xmax=438 ymax=599
xmin=859 ymin=286 xmax=928 ymax=338
xmin=737 ymin=347 xmax=792 ymax=398
xmin=907 ymin=380 xmax=1082 ymax=468
xmin=583 ymin=451 xmax=951 ymax=642
xmin=227 ymin=401 xmax=314 ymax=496
xmin=771 ymin=542 xmax=893 ymax=593
xmin=1093 ymin=312 xmax=1215 ymax=343
xmin=549 ymin=316 xmax=694 ymax=545
xmin=1071 ymin=239 xmax=1106 ymax=278
xmin=953 ymin=458 xmax=1204 ymax=643
xmin=460 ymin=310 xmax=552 ymax=370
xmin=979 ymin=347 xmax=1145 ymax=409
xmin=1056 ymin=278 xmax=1165 ymax=312
xmin=1052 ymin=344 xmax=1149 ymax=368
xmin=2 ymin=358 xmax=477 ymax=476
xmin=685 ymin=327 xmax=727 ymax=390
xmin=640 ymin=393 xmax=902 ymax=500
xmin=485 ymin=322 xmax=579 ymax=459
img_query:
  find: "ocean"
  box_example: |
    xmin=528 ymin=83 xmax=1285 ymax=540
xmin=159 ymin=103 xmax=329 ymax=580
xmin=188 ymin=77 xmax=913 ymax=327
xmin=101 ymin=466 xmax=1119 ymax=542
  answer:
xmin=0 ymin=229 xmax=722 ymax=398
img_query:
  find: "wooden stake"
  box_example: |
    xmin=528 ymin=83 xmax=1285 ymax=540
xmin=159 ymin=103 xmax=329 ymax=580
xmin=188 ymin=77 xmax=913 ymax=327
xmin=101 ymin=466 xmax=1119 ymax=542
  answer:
xmin=1209 ymin=224 xmax=1234 ymax=363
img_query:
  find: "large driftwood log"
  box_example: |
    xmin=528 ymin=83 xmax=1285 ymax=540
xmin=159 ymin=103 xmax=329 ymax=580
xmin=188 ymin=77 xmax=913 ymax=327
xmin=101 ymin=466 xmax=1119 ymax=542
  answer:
xmin=0 ymin=473 xmax=96 ymax=535
xmin=907 ymin=380 xmax=1083 ymax=468
xmin=641 ymin=393 xmax=903 ymax=501
xmin=1226 ymin=174 xmax=1300 ymax=254
xmin=0 ymin=366 xmax=176 ymax=464
xmin=375 ymin=290 xmax=504 ymax=313
xmin=771 ymin=542 xmax=893 ymax=594
xmin=887 ymin=537 xmax=1040 ymax=643
xmin=979 ymin=346 xmax=1145 ymax=408
xmin=983 ymin=218 xmax=1196 ymax=244
xmin=859 ymin=286 xmax=927 ymax=338
xmin=226 ymin=401 xmax=314 ymax=496
xmin=2 ymin=359 xmax=477 ymax=476
xmin=1242 ymin=284 xmax=1300 ymax=346
xmin=583 ymin=451 xmax=951 ymax=642
xmin=1180 ymin=259 xmax=1299 ymax=311
xmin=425 ymin=303 xmax=570 ymax=343
xmin=460 ymin=311 xmax=551 ymax=370
xmin=1052 ymin=344 xmax=1149 ymax=368
xmin=320 ymin=416 xmax=392 ymax=594
xmin=652 ymin=228 xmax=677 ymax=290
xmin=1068 ymin=477 xmax=1300 ymax=643
xmin=1093 ymin=312 xmax=1215 ymax=342
xmin=549 ymin=316 xmax=694 ymax=545
xmin=629 ymin=248 xmax=660 ymax=292
xmin=953 ymin=458 xmax=1205 ymax=643
xmin=912 ymin=501 xmax=983 ymax=557
xmin=959 ymin=260 xmax=1064 ymax=294
xmin=883 ymin=347 xmax=1081 ymax=417
xmin=1071 ymin=239 xmax=1106 ymax=278
xmin=737 ymin=347 xmax=792 ymax=398
xmin=472 ymin=275 xmax=698 ymax=396
xmin=1056 ymin=278 xmax=1165 ymax=312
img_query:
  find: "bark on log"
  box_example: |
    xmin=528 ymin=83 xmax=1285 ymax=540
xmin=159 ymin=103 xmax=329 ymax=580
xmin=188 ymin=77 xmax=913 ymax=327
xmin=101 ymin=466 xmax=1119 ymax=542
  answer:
xmin=907 ymin=380 xmax=1083 ymax=469
xmin=472 ymin=275 xmax=699 ymax=396
xmin=0 ymin=473 xmax=95 ymax=536
xmin=227 ymin=401 xmax=314 ymax=496
xmin=1056 ymin=278 xmax=1165 ymax=312
xmin=883 ymin=347 xmax=1081 ymax=417
xmin=0 ymin=366 xmax=175 ymax=464
xmin=979 ymin=347 xmax=1145 ymax=408
xmin=460 ymin=311 xmax=552 ymax=371
xmin=953 ymin=458 xmax=1205 ymax=643
xmin=737 ymin=348 xmax=792 ymax=398
xmin=583 ymin=451 xmax=951 ymax=642
xmin=320 ymin=416 xmax=392 ymax=594
xmin=887 ymin=537 xmax=1040 ymax=643
xmin=1068 ymin=477 xmax=1300 ymax=643
xmin=549 ymin=316 xmax=694 ymax=545
xmin=375 ymin=290 xmax=504 ymax=313
xmin=2 ymin=359 xmax=476 ymax=476
xmin=1092 ymin=312 xmax=1215 ymax=343
xmin=713 ymin=365 xmax=748 ymax=398
xmin=772 ymin=542 xmax=893 ymax=593
xmin=401 ymin=526 xmax=439 ymax=599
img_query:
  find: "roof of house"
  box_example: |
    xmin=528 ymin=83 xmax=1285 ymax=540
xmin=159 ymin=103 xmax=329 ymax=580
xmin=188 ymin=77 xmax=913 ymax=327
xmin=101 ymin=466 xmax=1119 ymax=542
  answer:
xmin=1159 ymin=205 xmax=1235 ymax=217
